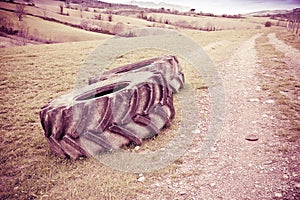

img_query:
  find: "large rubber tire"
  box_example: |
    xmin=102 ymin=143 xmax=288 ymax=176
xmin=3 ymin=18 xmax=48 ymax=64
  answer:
xmin=40 ymin=71 xmax=177 ymax=159
xmin=89 ymin=55 xmax=185 ymax=93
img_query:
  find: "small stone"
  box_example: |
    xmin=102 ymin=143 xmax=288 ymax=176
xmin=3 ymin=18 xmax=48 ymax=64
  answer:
xmin=292 ymin=172 xmax=298 ymax=177
xmin=210 ymin=183 xmax=216 ymax=187
xmin=274 ymin=192 xmax=282 ymax=198
xmin=137 ymin=176 xmax=145 ymax=182
xmin=294 ymin=182 xmax=300 ymax=188
xmin=249 ymin=98 xmax=260 ymax=102
xmin=245 ymin=134 xmax=259 ymax=141
xmin=264 ymin=160 xmax=273 ymax=165
xmin=192 ymin=129 xmax=201 ymax=134
xmin=210 ymin=147 xmax=217 ymax=151
xmin=180 ymin=191 xmax=187 ymax=195
xmin=265 ymin=99 xmax=275 ymax=104
xmin=283 ymin=174 xmax=289 ymax=179
xmin=255 ymin=86 xmax=261 ymax=91
xmin=134 ymin=146 xmax=140 ymax=151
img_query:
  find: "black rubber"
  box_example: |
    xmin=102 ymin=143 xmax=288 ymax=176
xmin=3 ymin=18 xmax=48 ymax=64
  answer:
xmin=40 ymin=56 xmax=184 ymax=159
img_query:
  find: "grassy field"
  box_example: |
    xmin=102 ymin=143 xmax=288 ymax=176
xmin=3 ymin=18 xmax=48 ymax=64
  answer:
xmin=0 ymin=9 xmax=111 ymax=43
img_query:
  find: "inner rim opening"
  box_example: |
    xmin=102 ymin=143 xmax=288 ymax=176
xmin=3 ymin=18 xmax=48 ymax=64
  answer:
xmin=76 ymin=82 xmax=129 ymax=101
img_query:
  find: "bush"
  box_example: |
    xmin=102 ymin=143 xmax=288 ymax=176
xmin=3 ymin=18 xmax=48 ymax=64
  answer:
xmin=265 ymin=21 xmax=272 ymax=27
xmin=108 ymin=14 xmax=112 ymax=22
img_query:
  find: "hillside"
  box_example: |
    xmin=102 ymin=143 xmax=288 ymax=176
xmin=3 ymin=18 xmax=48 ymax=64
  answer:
xmin=246 ymin=9 xmax=292 ymax=16
xmin=0 ymin=0 xmax=283 ymax=47
xmin=130 ymin=0 xmax=191 ymax=12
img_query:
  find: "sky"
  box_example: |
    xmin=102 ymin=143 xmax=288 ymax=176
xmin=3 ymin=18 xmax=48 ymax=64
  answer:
xmin=104 ymin=0 xmax=300 ymax=14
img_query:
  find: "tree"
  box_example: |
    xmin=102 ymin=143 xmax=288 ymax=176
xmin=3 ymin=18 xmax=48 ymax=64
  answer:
xmin=108 ymin=13 xmax=112 ymax=22
xmin=286 ymin=8 xmax=300 ymax=37
xmin=59 ymin=3 xmax=64 ymax=15
xmin=42 ymin=6 xmax=47 ymax=18
xmin=15 ymin=3 xmax=26 ymax=21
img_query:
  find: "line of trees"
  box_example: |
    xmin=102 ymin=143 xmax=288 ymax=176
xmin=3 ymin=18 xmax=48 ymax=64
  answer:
xmin=286 ymin=8 xmax=300 ymax=37
xmin=270 ymin=8 xmax=300 ymax=38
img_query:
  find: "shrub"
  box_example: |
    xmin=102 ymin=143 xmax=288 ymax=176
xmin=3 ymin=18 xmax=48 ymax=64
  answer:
xmin=112 ymin=22 xmax=124 ymax=34
xmin=108 ymin=14 xmax=112 ymax=22
xmin=265 ymin=21 xmax=272 ymax=27
xmin=94 ymin=14 xmax=101 ymax=20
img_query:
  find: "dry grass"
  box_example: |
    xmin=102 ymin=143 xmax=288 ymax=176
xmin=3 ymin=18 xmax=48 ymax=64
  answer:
xmin=274 ymin=27 xmax=300 ymax=51
xmin=0 ymin=41 xmax=87 ymax=198
xmin=255 ymin=33 xmax=300 ymax=143
xmin=181 ymin=29 xmax=262 ymax=65
xmin=0 ymin=36 xmax=208 ymax=199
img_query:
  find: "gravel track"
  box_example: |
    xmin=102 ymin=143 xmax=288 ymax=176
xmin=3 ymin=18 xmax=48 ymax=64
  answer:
xmin=138 ymin=33 xmax=299 ymax=199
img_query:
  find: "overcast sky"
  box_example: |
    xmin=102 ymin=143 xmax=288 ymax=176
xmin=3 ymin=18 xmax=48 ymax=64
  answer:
xmin=104 ymin=0 xmax=300 ymax=14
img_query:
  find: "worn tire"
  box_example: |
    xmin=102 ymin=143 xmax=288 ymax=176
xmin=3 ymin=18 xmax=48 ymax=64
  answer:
xmin=40 ymin=71 xmax=176 ymax=159
xmin=89 ymin=55 xmax=185 ymax=93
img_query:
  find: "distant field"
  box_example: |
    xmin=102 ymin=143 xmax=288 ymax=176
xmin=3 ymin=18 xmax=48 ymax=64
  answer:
xmin=0 ymin=9 xmax=111 ymax=43
xmin=132 ymin=12 xmax=278 ymax=30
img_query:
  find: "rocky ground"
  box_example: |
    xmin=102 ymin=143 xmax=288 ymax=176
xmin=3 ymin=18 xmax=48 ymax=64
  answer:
xmin=137 ymin=33 xmax=300 ymax=199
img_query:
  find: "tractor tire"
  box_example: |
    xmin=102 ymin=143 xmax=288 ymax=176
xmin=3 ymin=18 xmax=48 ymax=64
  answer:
xmin=89 ymin=55 xmax=185 ymax=93
xmin=40 ymin=70 xmax=178 ymax=159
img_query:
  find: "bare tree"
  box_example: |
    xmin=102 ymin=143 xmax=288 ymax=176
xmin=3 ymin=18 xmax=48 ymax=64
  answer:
xmin=42 ymin=6 xmax=47 ymax=18
xmin=286 ymin=8 xmax=300 ymax=39
xmin=15 ymin=3 xmax=26 ymax=21
xmin=59 ymin=3 xmax=64 ymax=15
xmin=80 ymin=5 xmax=83 ymax=18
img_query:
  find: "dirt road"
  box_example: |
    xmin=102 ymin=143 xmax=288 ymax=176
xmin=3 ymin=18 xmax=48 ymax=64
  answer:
xmin=138 ymin=33 xmax=300 ymax=199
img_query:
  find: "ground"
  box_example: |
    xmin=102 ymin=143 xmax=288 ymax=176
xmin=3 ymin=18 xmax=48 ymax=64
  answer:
xmin=0 ymin=2 xmax=299 ymax=199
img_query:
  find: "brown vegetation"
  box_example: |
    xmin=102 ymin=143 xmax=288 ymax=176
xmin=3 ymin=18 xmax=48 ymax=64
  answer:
xmin=15 ymin=3 xmax=26 ymax=21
